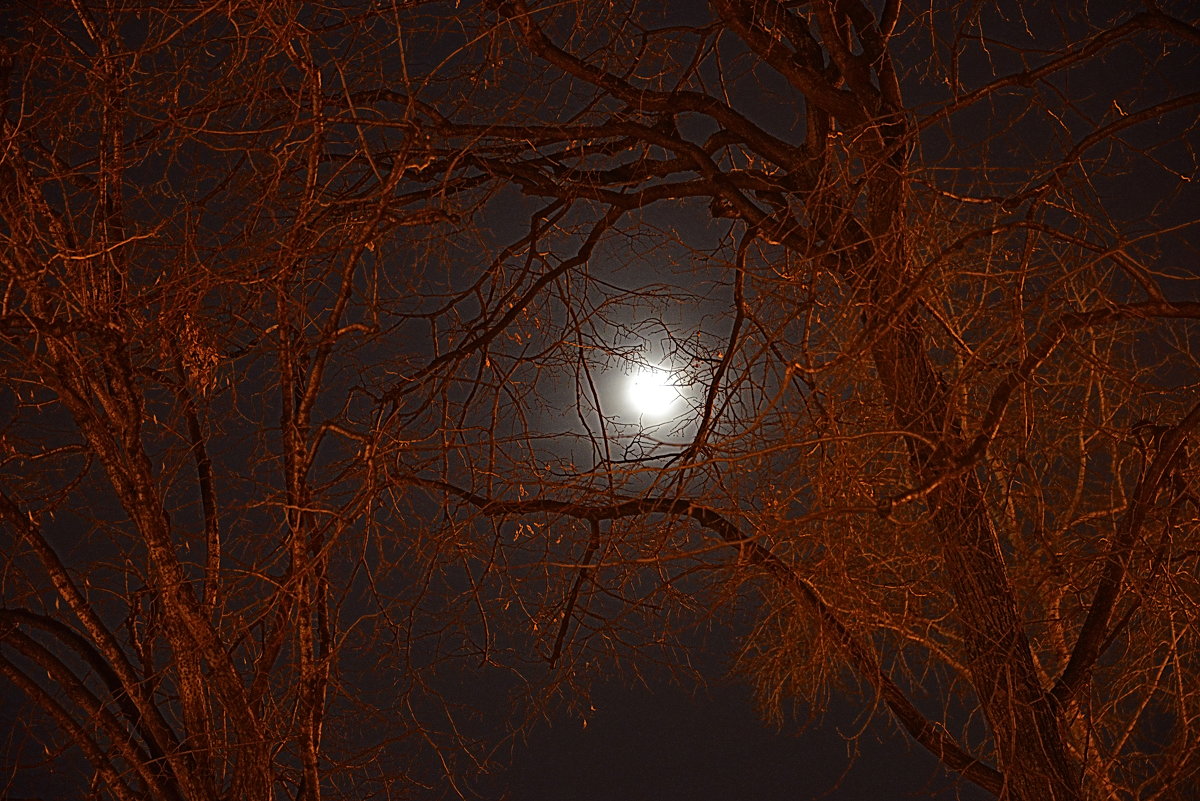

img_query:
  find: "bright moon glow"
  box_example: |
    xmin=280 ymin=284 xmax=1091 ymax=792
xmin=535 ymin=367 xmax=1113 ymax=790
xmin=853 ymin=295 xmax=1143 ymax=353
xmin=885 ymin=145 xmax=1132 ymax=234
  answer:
xmin=627 ymin=367 xmax=680 ymax=418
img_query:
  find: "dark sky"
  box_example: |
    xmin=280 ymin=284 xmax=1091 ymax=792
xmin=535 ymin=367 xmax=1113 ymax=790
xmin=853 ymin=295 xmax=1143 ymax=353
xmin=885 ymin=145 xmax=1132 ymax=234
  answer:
xmin=501 ymin=669 xmax=991 ymax=801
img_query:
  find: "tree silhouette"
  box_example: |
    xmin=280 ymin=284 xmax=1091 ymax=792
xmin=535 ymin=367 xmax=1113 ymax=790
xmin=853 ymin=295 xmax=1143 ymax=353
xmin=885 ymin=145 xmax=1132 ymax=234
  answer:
xmin=2 ymin=2 xmax=1198 ymax=799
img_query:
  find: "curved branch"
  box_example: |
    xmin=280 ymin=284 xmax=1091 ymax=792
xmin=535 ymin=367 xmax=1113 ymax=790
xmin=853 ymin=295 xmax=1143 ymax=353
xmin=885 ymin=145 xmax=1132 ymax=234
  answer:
xmin=1 ymin=626 xmax=177 ymax=801
xmin=0 ymin=654 xmax=140 ymax=801
xmin=0 ymin=608 xmax=180 ymax=766
xmin=0 ymin=491 xmax=206 ymax=800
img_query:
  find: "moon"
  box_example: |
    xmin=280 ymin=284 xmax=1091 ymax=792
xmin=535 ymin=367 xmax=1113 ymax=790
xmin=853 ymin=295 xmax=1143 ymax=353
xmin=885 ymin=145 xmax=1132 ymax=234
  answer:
xmin=627 ymin=366 xmax=681 ymax=419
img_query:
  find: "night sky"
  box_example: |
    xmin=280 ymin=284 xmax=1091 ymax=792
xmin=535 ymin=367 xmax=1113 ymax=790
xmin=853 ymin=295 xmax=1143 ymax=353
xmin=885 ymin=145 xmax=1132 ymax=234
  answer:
xmin=500 ymin=653 xmax=993 ymax=800
xmin=2 ymin=1 xmax=1198 ymax=799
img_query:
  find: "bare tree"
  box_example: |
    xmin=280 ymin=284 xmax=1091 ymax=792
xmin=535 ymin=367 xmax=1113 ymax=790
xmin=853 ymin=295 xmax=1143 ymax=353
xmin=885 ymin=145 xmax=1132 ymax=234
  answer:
xmin=2 ymin=1 xmax=1198 ymax=800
